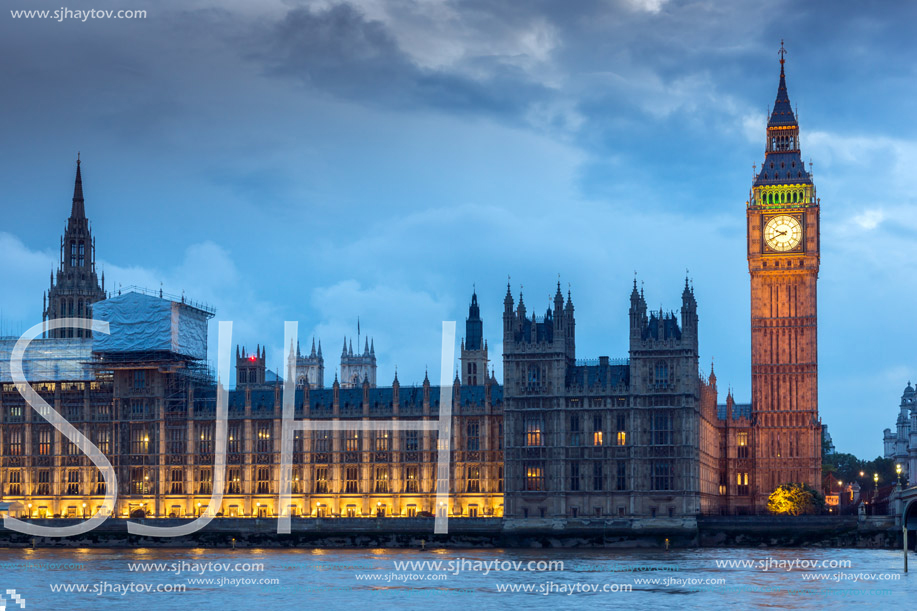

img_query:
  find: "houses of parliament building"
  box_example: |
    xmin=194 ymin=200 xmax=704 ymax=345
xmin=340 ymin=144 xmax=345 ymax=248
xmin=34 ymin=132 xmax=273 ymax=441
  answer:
xmin=0 ymin=54 xmax=823 ymax=522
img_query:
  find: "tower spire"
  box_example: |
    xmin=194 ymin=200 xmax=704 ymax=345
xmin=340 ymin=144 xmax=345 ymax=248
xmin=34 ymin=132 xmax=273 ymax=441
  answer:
xmin=71 ymin=153 xmax=85 ymax=219
xmin=767 ymin=40 xmax=796 ymax=128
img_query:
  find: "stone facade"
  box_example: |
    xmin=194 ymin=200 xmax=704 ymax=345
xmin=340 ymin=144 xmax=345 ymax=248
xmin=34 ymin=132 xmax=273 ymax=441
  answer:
xmin=501 ymin=279 xmax=721 ymax=519
xmin=883 ymin=382 xmax=917 ymax=482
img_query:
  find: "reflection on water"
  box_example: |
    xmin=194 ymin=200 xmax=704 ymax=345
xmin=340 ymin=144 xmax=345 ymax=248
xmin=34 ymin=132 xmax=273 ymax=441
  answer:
xmin=0 ymin=547 xmax=912 ymax=610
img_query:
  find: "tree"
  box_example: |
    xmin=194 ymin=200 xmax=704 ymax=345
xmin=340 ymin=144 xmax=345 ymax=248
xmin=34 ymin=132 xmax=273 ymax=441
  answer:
xmin=767 ymin=483 xmax=825 ymax=516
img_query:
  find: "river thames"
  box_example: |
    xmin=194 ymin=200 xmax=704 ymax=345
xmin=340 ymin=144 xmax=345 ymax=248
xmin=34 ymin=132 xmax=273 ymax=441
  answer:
xmin=0 ymin=547 xmax=912 ymax=609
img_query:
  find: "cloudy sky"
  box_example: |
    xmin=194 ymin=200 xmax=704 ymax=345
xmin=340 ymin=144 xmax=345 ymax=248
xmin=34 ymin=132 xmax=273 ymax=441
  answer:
xmin=2 ymin=0 xmax=915 ymax=459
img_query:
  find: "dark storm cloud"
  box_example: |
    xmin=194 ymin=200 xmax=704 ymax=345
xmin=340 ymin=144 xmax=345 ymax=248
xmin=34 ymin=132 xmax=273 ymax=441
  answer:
xmin=252 ymin=3 xmax=550 ymax=115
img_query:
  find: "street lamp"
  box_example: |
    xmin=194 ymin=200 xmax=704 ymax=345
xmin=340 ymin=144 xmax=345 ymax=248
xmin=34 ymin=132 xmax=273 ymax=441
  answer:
xmin=873 ymin=473 xmax=879 ymax=512
xmin=896 ymin=464 xmax=903 ymax=487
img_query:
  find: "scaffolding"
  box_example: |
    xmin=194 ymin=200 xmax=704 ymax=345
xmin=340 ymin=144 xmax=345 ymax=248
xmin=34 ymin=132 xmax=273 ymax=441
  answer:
xmin=0 ymin=337 xmax=95 ymax=383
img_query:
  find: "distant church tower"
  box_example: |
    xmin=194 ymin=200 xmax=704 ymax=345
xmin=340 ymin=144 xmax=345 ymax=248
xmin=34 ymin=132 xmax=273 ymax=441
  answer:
xmin=236 ymin=345 xmax=266 ymax=387
xmin=747 ymin=44 xmax=821 ymax=504
xmin=295 ymin=338 xmax=325 ymax=388
xmin=460 ymin=289 xmax=488 ymax=385
xmin=340 ymin=320 xmax=376 ymax=388
xmin=43 ymin=155 xmax=106 ymax=338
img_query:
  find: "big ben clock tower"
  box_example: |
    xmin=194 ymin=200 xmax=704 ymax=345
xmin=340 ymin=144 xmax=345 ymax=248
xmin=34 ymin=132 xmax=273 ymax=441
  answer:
xmin=747 ymin=43 xmax=822 ymax=507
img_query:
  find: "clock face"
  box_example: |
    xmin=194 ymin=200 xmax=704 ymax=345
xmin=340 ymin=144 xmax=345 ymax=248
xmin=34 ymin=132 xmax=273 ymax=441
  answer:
xmin=763 ymin=215 xmax=803 ymax=252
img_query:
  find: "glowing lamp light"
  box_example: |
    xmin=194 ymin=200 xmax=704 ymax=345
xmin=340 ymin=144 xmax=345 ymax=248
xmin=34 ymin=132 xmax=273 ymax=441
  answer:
xmin=249 ymin=355 xmax=257 ymax=362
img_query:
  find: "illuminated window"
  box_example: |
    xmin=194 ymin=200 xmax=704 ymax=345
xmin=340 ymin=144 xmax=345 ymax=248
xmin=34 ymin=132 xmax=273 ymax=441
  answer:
xmin=8 ymin=470 xmax=21 ymax=496
xmin=228 ymin=425 xmax=241 ymax=453
xmin=256 ymin=467 xmax=271 ymax=494
xmin=38 ymin=428 xmax=51 ymax=455
xmin=197 ymin=424 xmax=213 ymax=454
xmin=525 ymin=463 xmax=545 ymax=491
xmin=525 ymin=418 xmax=543 ymax=447
xmin=374 ymin=467 xmax=389 ymax=493
xmin=8 ymin=429 xmax=22 ymax=456
xmin=374 ymin=431 xmax=390 ymax=452
xmin=404 ymin=466 xmax=419 ymax=493
xmin=737 ymin=432 xmax=749 ymax=459
xmin=345 ymin=430 xmax=360 ymax=452
xmin=593 ymin=414 xmax=603 ymax=446
xmin=95 ymin=429 xmax=111 ymax=454
xmin=737 ymin=472 xmax=749 ymax=495
xmin=131 ymin=429 xmax=150 ymax=455
xmin=255 ymin=424 xmax=271 ymax=453
xmin=616 ymin=414 xmax=626 ymax=446
xmin=345 ymin=467 xmax=359 ymax=493
xmin=36 ymin=470 xmax=51 ymax=495
xmin=227 ymin=468 xmax=241 ymax=494
xmin=404 ymin=430 xmax=419 ymax=452
xmin=312 ymin=430 xmax=329 ymax=453
xmin=466 ymin=465 xmax=480 ymax=493
xmin=170 ymin=468 xmax=184 ymax=494
xmin=130 ymin=468 xmax=146 ymax=494
xmin=199 ymin=469 xmax=212 ymax=495
xmin=65 ymin=470 xmax=80 ymax=495
xmin=314 ymin=467 xmax=329 ymax=493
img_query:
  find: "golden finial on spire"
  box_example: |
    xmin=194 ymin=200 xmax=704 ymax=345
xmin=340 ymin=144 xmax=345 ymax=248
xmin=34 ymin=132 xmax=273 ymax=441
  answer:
xmin=778 ymin=39 xmax=787 ymax=68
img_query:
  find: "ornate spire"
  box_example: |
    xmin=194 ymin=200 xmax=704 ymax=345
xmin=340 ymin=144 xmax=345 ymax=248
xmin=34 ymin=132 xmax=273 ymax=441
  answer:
xmin=768 ymin=41 xmax=797 ymax=128
xmin=753 ymin=42 xmax=812 ymax=189
xmin=71 ymin=153 xmax=85 ymax=219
